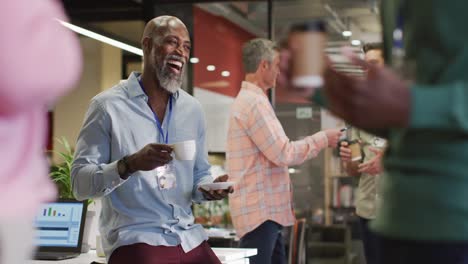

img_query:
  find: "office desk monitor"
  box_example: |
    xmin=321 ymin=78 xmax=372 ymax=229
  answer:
xmin=34 ymin=199 xmax=87 ymax=260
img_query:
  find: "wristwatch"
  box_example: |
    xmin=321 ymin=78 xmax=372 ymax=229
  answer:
xmin=117 ymin=156 xmax=131 ymax=179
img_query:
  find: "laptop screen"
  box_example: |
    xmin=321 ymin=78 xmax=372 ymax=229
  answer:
xmin=34 ymin=200 xmax=86 ymax=248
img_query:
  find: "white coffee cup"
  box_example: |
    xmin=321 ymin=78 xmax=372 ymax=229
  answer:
xmin=171 ymin=140 xmax=196 ymax=160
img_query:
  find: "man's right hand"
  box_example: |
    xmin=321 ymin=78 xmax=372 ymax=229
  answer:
xmin=324 ymin=129 xmax=342 ymax=148
xmin=339 ymin=141 xmax=361 ymax=177
xmin=277 ymin=50 xmax=317 ymax=100
xmin=127 ymin=143 xmax=173 ymax=173
xmin=339 ymin=141 xmax=352 ymax=162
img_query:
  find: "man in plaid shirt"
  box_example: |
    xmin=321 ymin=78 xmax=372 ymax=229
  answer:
xmin=226 ymin=38 xmax=342 ymax=264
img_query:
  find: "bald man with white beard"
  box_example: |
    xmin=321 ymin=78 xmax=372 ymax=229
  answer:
xmin=72 ymin=16 xmax=231 ymax=264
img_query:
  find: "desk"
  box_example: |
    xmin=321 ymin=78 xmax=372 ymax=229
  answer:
xmin=29 ymin=248 xmax=257 ymax=264
xmin=213 ymin=248 xmax=257 ymax=264
xmin=206 ymin=228 xmax=239 ymax=248
xmin=28 ymin=251 xmax=105 ymax=264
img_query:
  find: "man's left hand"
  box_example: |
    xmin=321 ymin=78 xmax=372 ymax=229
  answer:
xmin=199 ymin=174 xmax=234 ymax=201
xmin=358 ymin=147 xmax=383 ymax=175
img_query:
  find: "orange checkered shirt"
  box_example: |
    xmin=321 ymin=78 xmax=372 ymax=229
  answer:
xmin=226 ymin=81 xmax=329 ymax=238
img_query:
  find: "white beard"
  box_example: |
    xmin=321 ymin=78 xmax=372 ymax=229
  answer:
xmin=155 ymin=55 xmax=185 ymax=94
xmin=159 ymin=75 xmax=181 ymax=94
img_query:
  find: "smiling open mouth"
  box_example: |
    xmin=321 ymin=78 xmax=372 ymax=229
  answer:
xmin=167 ymin=59 xmax=184 ymax=74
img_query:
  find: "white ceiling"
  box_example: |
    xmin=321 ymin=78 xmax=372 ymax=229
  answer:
xmin=224 ymin=0 xmax=382 ymax=43
xmin=204 ymin=0 xmax=382 ymax=74
xmin=279 ymin=0 xmax=381 ymax=43
xmin=88 ymin=0 xmax=381 ymax=45
xmin=86 ymin=0 xmax=380 ymax=74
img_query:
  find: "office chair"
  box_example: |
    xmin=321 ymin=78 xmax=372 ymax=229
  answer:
xmin=289 ymin=218 xmax=307 ymax=264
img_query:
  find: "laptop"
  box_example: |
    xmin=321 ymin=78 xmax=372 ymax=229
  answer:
xmin=33 ymin=199 xmax=88 ymax=260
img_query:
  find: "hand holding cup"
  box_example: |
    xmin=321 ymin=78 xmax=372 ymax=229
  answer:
xmin=126 ymin=143 xmax=174 ymax=173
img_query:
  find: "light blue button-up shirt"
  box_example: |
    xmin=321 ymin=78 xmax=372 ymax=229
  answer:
xmin=71 ymin=72 xmax=213 ymax=259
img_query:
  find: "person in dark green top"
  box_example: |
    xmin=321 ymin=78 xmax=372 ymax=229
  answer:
xmin=279 ymin=0 xmax=468 ymax=263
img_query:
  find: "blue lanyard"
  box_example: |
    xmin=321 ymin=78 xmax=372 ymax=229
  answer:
xmin=391 ymin=0 xmax=406 ymax=71
xmin=393 ymin=0 xmax=405 ymax=49
xmin=138 ymin=79 xmax=173 ymax=144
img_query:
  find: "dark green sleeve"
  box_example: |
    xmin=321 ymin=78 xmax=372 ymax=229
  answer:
xmin=410 ymin=82 xmax=468 ymax=131
xmin=395 ymin=0 xmax=468 ymax=131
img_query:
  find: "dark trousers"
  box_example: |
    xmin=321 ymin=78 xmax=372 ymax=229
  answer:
xmin=240 ymin=220 xmax=286 ymax=264
xmin=359 ymin=217 xmax=380 ymax=264
xmin=377 ymin=235 xmax=468 ymax=264
xmin=108 ymin=241 xmax=221 ymax=264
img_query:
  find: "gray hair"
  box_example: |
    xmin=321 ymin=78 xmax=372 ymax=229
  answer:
xmin=242 ymin=38 xmax=278 ymax=73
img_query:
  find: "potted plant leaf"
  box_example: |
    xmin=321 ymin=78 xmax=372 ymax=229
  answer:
xmin=49 ymin=137 xmax=74 ymax=199
xmin=49 ymin=137 xmax=96 ymax=253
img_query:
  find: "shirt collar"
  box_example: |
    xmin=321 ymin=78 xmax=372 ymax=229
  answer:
xmin=126 ymin=72 xmax=180 ymax=100
xmin=241 ymin=81 xmax=268 ymax=98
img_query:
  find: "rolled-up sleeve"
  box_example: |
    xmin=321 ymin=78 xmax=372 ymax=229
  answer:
xmin=245 ymin=97 xmax=329 ymax=167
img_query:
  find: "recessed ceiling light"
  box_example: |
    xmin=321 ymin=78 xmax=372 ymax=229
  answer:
xmin=207 ymin=65 xmax=216 ymax=71
xmin=190 ymin=57 xmax=199 ymax=63
xmin=221 ymin=71 xmax=230 ymax=77
xmin=351 ymin=40 xmax=361 ymax=46
xmin=342 ymin=31 xmax=352 ymax=37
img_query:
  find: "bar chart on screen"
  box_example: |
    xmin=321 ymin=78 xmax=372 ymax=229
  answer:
xmin=41 ymin=207 xmax=68 ymax=217
xmin=37 ymin=205 xmax=73 ymax=222
xmin=34 ymin=202 xmax=84 ymax=247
